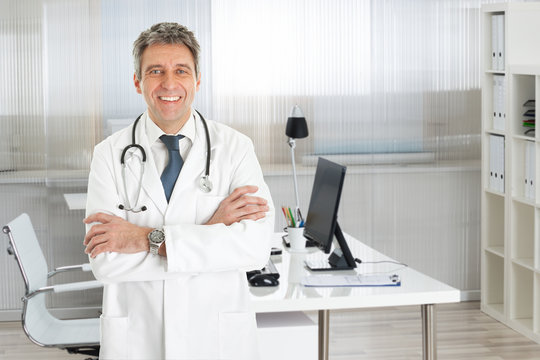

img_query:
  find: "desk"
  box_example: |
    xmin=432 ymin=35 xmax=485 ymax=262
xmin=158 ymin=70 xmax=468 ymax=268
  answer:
xmin=250 ymin=234 xmax=460 ymax=360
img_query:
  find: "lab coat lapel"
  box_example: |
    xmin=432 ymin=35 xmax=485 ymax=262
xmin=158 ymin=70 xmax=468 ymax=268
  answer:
xmin=123 ymin=119 xmax=168 ymax=216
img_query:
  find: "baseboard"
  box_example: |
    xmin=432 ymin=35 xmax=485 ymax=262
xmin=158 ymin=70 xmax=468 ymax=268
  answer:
xmin=0 ymin=306 xmax=101 ymax=322
xmin=460 ymin=290 xmax=480 ymax=302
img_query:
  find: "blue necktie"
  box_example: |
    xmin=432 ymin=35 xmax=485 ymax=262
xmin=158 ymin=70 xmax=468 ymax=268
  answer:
xmin=160 ymin=135 xmax=184 ymax=202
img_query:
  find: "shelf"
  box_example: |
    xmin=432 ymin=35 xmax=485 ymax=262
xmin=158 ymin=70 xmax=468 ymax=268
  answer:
xmin=484 ymin=192 xmax=505 ymax=249
xmin=511 ymin=263 xmax=533 ymax=325
xmin=513 ymin=258 xmax=534 ymax=271
xmin=511 ymin=201 xmax=534 ymax=262
xmin=484 ymin=252 xmax=505 ymax=312
xmin=485 ymin=70 xmax=506 ymax=75
xmin=513 ymin=134 xmax=536 ymax=141
xmin=486 ymin=246 xmax=504 ymax=258
xmin=484 ymin=129 xmax=506 ymax=136
xmin=511 ymin=74 xmax=535 ymax=137
xmin=512 ymin=195 xmax=535 ymax=207
xmin=484 ymin=187 xmax=505 ymax=197
xmin=481 ymin=3 xmax=540 ymax=344
xmin=513 ymin=318 xmax=534 ymax=333
xmin=481 ymin=303 xmax=505 ymax=322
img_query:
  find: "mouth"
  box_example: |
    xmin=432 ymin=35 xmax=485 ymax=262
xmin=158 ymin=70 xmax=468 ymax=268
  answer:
xmin=158 ymin=96 xmax=181 ymax=102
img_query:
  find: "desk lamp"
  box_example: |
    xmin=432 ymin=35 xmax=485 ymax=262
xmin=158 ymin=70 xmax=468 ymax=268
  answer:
xmin=286 ymin=105 xmax=309 ymax=223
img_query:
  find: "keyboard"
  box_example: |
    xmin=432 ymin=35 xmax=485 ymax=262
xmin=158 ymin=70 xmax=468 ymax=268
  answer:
xmin=246 ymin=259 xmax=280 ymax=280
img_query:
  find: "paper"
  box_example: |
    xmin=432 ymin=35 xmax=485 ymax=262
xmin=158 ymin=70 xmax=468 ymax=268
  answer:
xmin=301 ymin=274 xmax=401 ymax=287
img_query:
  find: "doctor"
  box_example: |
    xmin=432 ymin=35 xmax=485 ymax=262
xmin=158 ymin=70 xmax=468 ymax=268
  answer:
xmin=83 ymin=22 xmax=275 ymax=360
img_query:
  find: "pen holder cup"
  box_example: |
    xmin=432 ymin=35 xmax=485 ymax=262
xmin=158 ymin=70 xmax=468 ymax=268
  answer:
xmin=287 ymin=227 xmax=306 ymax=251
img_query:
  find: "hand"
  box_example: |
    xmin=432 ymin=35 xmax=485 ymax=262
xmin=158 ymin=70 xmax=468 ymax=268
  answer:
xmin=83 ymin=213 xmax=152 ymax=258
xmin=205 ymin=185 xmax=269 ymax=226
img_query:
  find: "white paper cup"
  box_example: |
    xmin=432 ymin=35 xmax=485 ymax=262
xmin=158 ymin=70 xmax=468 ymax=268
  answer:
xmin=288 ymin=227 xmax=306 ymax=251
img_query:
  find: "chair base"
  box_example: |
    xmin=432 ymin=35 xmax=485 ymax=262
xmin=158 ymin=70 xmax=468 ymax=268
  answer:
xmin=66 ymin=345 xmax=100 ymax=357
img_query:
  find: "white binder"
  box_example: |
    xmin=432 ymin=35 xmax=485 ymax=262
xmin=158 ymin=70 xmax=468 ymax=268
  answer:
xmin=527 ymin=141 xmax=535 ymax=200
xmin=498 ymin=135 xmax=505 ymax=193
xmin=491 ymin=15 xmax=499 ymax=70
xmin=489 ymin=135 xmax=496 ymax=191
xmin=497 ymin=14 xmax=505 ymax=71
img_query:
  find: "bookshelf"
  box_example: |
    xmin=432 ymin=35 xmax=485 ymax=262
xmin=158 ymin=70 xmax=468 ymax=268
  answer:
xmin=481 ymin=2 xmax=540 ymax=343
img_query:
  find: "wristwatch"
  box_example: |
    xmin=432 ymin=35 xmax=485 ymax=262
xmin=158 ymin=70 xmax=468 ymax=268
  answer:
xmin=148 ymin=229 xmax=165 ymax=255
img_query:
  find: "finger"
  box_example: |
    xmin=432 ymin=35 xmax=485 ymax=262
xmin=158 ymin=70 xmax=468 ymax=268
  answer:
xmin=239 ymin=212 xmax=267 ymax=222
xmin=84 ymin=212 xmax=117 ymax=225
xmin=85 ymin=234 xmax=109 ymax=254
xmin=236 ymin=204 xmax=269 ymax=217
xmin=233 ymin=196 xmax=267 ymax=209
xmin=90 ymin=243 xmax=110 ymax=258
xmin=227 ymin=185 xmax=259 ymax=202
xmin=84 ymin=223 xmax=108 ymax=245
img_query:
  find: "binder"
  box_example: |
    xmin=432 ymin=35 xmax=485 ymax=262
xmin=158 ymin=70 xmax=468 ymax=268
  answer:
xmin=491 ymin=15 xmax=498 ymax=70
xmin=493 ymin=75 xmax=505 ymax=130
xmin=498 ymin=135 xmax=505 ymax=193
xmin=525 ymin=141 xmax=531 ymax=199
xmin=489 ymin=134 xmax=505 ymax=193
xmin=489 ymin=135 xmax=496 ymax=191
xmin=527 ymin=141 xmax=535 ymax=200
xmin=493 ymin=76 xmax=499 ymax=129
xmin=497 ymin=14 xmax=505 ymax=71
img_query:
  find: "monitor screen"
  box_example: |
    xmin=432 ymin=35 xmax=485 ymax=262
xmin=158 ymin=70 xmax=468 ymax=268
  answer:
xmin=304 ymin=158 xmax=346 ymax=254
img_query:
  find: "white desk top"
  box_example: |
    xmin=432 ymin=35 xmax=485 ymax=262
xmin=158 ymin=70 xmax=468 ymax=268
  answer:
xmin=250 ymin=234 xmax=460 ymax=313
xmin=63 ymin=193 xmax=87 ymax=210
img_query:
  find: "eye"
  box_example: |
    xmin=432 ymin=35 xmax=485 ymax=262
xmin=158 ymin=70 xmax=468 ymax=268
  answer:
xmin=176 ymin=69 xmax=186 ymax=74
xmin=150 ymin=69 xmax=161 ymax=75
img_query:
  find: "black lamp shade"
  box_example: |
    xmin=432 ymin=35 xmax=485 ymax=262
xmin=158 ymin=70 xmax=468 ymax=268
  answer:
xmin=286 ymin=105 xmax=309 ymax=139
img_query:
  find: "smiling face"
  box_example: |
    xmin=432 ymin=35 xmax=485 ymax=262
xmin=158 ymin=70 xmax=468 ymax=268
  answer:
xmin=134 ymin=43 xmax=200 ymax=134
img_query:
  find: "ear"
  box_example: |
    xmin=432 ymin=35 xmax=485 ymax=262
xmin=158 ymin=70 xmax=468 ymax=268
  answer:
xmin=134 ymin=73 xmax=142 ymax=94
xmin=195 ymin=72 xmax=201 ymax=92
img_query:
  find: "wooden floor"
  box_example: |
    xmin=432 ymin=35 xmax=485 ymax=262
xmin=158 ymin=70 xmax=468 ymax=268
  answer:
xmin=1 ymin=301 xmax=540 ymax=359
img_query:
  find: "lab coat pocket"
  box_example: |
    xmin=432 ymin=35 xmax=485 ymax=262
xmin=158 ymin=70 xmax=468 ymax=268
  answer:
xmin=99 ymin=315 xmax=129 ymax=359
xmin=219 ymin=311 xmax=258 ymax=360
xmin=196 ymin=195 xmax=226 ymax=224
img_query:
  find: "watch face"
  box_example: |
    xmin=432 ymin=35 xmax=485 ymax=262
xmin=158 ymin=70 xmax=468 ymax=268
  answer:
xmin=150 ymin=229 xmax=165 ymax=244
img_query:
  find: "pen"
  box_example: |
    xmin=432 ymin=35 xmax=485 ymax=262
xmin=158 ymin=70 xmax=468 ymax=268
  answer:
xmin=288 ymin=207 xmax=296 ymax=227
xmin=281 ymin=206 xmax=291 ymax=227
xmin=296 ymin=208 xmax=304 ymax=224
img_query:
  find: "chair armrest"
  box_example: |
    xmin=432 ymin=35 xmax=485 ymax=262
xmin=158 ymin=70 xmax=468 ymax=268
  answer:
xmin=52 ymin=280 xmax=102 ymax=293
xmin=48 ymin=263 xmax=92 ymax=278
xmin=24 ymin=280 xmax=103 ymax=301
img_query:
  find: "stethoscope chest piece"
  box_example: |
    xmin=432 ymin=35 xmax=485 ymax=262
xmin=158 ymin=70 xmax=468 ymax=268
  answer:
xmin=199 ymin=176 xmax=213 ymax=193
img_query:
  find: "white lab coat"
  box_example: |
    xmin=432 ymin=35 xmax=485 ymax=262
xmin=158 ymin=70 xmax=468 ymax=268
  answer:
xmin=86 ymin=111 xmax=275 ymax=360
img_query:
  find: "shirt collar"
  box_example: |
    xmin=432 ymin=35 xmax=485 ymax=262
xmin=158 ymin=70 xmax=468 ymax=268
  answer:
xmin=144 ymin=110 xmax=196 ymax=145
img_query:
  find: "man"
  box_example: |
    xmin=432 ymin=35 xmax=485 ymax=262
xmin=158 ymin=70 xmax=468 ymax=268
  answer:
xmin=83 ymin=22 xmax=274 ymax=360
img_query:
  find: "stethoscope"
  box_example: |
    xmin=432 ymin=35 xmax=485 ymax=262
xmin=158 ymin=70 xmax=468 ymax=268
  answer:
xmin=118 ymin=109 xmax=212 ymax=213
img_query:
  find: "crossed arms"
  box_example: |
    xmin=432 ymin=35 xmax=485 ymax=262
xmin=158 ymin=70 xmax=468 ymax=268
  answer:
xmin=83 ymin=185 xmax=269 ymax=258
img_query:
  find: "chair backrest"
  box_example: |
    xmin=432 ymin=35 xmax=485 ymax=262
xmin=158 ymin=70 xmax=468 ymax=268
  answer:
xmin=3 ymin=213 xmax=59 ymax=346
xmin=3 ymin=213 xmax=49 ymax=294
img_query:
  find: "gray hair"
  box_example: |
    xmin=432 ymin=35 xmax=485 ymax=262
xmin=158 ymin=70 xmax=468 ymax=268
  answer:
xmin=133 ymin=22 xmax=200 ymax=81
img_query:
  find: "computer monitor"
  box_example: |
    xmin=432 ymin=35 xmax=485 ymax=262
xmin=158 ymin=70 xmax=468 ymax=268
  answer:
xmin=303 ymin=157 xmax=357 ymax=271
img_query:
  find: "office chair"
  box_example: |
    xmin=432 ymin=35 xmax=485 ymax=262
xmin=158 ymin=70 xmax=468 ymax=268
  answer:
xmin=3 ymin=213 xmax=102 ymax=358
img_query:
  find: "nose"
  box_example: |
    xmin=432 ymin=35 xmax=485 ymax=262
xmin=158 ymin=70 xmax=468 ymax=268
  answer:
xmin=161 ymin=72 xmax=179 ymax=90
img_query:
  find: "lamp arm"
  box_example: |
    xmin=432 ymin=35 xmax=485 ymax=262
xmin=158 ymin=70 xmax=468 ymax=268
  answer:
xmin=288 ymin=138 xmax=300 ymax=212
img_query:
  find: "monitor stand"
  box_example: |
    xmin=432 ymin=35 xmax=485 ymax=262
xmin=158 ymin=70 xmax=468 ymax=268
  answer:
xmin=306 ymin=222 xmax=358 ymax=271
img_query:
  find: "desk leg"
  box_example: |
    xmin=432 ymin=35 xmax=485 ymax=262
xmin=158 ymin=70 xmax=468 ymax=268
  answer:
xmin=421 ymin=304 xmax=436 ymax=360
xmin=318 ymin=309 xmax=329 ymax=360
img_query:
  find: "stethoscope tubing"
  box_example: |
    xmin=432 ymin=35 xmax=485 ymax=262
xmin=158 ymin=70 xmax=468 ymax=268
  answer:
xmin=118 ymin=110 xmax=212 ymax=212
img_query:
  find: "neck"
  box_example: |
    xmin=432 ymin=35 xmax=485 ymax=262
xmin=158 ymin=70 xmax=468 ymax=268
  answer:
xmin=149 ymin=111 xmax=191 ymax=135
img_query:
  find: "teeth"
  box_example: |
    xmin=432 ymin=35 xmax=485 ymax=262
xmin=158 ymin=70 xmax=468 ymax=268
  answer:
xmin=160 ymin=96 xmax=180 ymax=102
